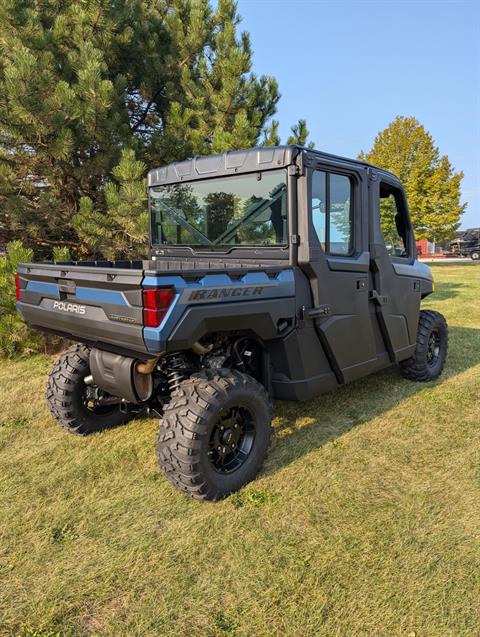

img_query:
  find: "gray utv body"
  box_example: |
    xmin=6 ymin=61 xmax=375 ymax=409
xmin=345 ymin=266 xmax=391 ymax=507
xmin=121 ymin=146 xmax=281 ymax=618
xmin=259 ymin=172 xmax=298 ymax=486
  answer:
xmin=16 ymin=145 xmax=443 ymax=500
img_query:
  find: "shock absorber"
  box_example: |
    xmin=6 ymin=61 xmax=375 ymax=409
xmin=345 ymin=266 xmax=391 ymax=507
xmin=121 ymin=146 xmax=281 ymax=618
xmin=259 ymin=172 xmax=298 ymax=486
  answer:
xmin=166 ymin=354 xmax=186 ymax=392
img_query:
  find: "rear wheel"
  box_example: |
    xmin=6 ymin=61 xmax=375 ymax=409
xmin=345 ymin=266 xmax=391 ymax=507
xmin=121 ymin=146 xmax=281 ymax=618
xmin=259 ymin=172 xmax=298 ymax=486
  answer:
xmin=400 ymin=310 xmax=448 ymax=382
xmin=47 ymin=343 xmax=131 ymax=435
xmin=156 ymin=369 xmax=272 ymax=501
xmin=470 ymin=250 xmax=480 ymax=260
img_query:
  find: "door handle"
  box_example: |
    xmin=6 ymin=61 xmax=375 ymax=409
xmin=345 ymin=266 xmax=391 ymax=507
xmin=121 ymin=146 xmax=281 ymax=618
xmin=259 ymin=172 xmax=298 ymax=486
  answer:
xmin=369 ymin=290 xmax=389 ymax=305
xmin=301 ymin=304 xmax=332 ymax=319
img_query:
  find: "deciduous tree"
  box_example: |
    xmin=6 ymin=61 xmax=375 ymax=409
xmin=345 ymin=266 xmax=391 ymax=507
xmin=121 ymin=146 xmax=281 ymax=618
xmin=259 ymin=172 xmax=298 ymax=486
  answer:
xmin=359 ymin=116 xmax=465 ymax=240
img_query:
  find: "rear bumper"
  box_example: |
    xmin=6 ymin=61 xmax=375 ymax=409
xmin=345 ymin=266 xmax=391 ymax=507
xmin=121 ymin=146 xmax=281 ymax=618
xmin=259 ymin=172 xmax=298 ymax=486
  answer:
xmin=17 ymin=300 xmax=149 ymax=355
xmin=16 ymin=262 xmax=148 ymax=355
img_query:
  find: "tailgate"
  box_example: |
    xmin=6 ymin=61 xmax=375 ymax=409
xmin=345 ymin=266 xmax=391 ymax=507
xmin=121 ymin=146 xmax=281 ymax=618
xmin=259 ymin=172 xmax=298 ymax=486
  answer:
xmin=16 ymin=262 xmax=148 ymax=355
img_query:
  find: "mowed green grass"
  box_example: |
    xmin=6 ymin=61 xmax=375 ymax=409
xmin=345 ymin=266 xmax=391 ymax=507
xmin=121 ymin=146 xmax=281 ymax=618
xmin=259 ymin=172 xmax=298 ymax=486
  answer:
xmin=1 ymin=264 xmax=479 ymax=637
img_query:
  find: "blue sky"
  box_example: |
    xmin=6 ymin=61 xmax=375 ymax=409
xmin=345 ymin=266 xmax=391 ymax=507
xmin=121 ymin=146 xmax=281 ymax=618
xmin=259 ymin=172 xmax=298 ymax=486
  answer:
xmin=237 ymin=0 xmax=480 ymax=229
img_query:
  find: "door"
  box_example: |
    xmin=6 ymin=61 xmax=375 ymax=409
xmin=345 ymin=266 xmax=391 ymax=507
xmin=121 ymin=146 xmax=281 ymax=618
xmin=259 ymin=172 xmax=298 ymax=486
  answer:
xmin=298 ymin=163 xmax=378 ymax=384
xmin=367 ymin=171 xmax=421 ymax=361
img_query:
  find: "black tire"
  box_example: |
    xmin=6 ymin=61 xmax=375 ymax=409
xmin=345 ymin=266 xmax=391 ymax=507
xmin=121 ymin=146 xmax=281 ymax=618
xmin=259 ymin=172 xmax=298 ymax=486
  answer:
xmin=470 ymin=250 xmax=480 ymax=260
xmin=46 ymin=343 xmax=131 ymax=435
xmin=156 ymin=369 xmax=272 ymax=501
xmin=400 ymin=310 xmax=448 ymax=382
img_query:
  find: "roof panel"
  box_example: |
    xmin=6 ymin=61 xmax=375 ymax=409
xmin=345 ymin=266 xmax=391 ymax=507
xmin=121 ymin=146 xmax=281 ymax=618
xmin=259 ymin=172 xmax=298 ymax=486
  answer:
xmin=147 ymin=145 xmax=399 ymax=187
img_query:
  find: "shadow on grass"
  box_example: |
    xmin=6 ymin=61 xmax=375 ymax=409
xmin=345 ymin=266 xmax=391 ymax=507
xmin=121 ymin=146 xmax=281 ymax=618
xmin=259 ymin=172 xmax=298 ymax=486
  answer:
xmin=431 ymin=281 xmax=467 ymax=301
xmin=37 ymin=327 xmax=478 ymax=484
xmin=265 ymin=326 xmax=480 ymax=475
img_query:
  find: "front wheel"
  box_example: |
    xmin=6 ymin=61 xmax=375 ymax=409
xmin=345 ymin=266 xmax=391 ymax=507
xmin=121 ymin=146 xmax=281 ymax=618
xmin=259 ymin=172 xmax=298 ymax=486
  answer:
xmin=156 ymin=370 xmax=272 ymax=501
xmin=47 ymin=344 xmax=131 ymax=435
xmin=470 ymin=250 xmax=480 ymax=260
xmin=400 ymin=310 xmax=448 ymax=382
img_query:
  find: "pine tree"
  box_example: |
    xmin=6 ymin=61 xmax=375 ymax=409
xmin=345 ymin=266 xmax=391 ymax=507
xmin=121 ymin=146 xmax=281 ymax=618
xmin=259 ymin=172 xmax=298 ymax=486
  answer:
xmin=1 ymin=0 xmax=317 ymax=259
xmin=147 ymin=0 xmax=280 ymax=162
xmin=73 ymin=149 xmax=148 ymax=260
xmin=287 ymin=119 xmax=315 ymax=148
xmin=360 ymin=116 xmax=465 ymax=241
xmin=0 ymin=241 xmax=42 ymax=357
xmin=263 ymin=120 xmax=281 ymax=146
xmin=0 ymin=0 xmax=170 ymax=255
xmin=263 ymin=118 xmax=315 ymax=148
xmin=69 ymin=0 xmax=286 ymax=258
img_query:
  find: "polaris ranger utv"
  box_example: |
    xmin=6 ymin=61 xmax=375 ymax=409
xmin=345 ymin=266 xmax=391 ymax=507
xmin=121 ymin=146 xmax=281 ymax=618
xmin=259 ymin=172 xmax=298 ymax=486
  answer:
xmin=16 ymin=146 xmax=448 ymax=501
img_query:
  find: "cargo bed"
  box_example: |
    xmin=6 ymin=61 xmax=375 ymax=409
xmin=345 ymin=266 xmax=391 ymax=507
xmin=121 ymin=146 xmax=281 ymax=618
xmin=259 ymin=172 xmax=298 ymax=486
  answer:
xmin=16 ymin=259 xmax=292 ymax=356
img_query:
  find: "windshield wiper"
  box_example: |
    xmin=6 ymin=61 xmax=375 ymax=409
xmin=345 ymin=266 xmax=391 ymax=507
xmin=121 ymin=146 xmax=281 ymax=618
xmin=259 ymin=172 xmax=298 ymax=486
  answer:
xmin=212 ymin=183 xmax=286 ymax=245
xmin=154 ymin=201 xmax=213 ymax=246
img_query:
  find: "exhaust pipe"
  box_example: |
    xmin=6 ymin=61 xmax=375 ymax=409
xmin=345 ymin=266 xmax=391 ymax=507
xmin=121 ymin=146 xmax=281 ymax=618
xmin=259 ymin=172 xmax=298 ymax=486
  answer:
xmin=89 ymin=349 xmax=155 ymax=403
xmin=191 ymin=341 xmax=214 ymax=355
xmin=136 ymin=356 xmax=162 ymax=375
xmin=88 ymin=345 xmax=211 ymax=402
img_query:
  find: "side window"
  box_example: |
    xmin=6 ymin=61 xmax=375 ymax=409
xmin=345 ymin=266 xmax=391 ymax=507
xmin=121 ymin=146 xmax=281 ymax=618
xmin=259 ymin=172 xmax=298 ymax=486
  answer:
xmin=311 ymin=170 xmax=353 ymax=255
xmin=379 ymin=183 xmax=410 ymax=258
xmin=330 ymin=174 xmax=353 ymax=255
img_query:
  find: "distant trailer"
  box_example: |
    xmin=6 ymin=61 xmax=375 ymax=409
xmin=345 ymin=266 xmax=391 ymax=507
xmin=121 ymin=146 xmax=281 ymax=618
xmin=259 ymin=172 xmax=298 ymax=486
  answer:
xmin=416 ymin=239 xmax=435 ymax=257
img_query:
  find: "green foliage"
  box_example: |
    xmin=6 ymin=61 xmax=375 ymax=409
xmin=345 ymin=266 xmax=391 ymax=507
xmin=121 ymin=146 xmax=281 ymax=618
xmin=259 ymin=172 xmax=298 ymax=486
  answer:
xmin=0 ymin=240 xmax=69 ymax=358
xmin=0 ymin=1 xmax=137 ymax=255
xmin=0 ymin=241 xmax=33 ymax=314
xmin=2 ymin=0 xmax=306 ymax=259
xmin=0 ymin=313 xmax=41 ymax=359
xmin=157 ymin=0 xmax=280 ymax=159
xmin=0 ymin=241 xmax=42 ymax=358
xmin=0 ymin=415 xmax=30 ymax=429
xmin=263 ymin=117 xmax=315 ymax=148
xmin=73 ymin=149 xmax=148 ymax=259
xmin=379 ymin=194 xmax=404 ymax=249
xmin=263 ymin=119 xmax=281 ymax=146
xmin=287 ymin=118 xmax=315 ymax=148
xmin=360 ymin=116 xmax=465 ymax=241
xmin=230 ymin=488 xmax=277 ymax=508
xmin=52 ymin=246 xmax=71 ymax=262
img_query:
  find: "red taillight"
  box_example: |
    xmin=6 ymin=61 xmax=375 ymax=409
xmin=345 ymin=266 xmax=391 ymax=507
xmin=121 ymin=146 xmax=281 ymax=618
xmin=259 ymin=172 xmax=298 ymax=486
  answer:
xmin=15 ymin=274 xmax=21 ymax=301
xmin=142 ymin=287 xmax=174 ymax=327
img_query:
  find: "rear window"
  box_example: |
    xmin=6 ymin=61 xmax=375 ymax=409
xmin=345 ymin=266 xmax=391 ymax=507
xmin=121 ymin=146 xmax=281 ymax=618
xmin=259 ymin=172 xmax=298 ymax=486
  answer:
xmin=150 ymin=170 xmax=288 ymax=247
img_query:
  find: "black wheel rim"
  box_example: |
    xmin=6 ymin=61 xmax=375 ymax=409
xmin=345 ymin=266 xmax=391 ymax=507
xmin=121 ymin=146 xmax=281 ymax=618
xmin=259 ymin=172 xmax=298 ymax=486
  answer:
xmin=208 ymin=405 xmax=256 ymax=474
xmin=426 ymin=329 xmax=441 ymax=366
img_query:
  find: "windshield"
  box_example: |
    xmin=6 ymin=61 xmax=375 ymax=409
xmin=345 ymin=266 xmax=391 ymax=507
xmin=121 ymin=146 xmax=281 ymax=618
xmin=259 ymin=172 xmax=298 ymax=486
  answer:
xmin=150 ymin=170 xmax=287 ymax=248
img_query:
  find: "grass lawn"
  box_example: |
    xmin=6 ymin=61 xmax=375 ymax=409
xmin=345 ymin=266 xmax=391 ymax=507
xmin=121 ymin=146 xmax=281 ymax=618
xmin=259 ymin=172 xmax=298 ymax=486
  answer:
xmin=1 ymin=263 xmax=479 ymax=637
